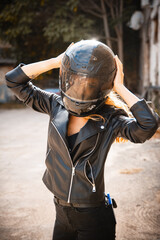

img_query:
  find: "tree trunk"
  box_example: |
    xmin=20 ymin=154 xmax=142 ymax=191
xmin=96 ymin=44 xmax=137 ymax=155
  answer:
xmin=117 ymin=34 xmax=123 ymax=62
xmin=100 ymin=0 xmax=112 ymax=48
xmin=149 ymin=19 xmax=158 ymax=86
xmin=118 ymin=0 xmax=123 ymax=62
xmin=105 ymin=0 xmax=123 ymax=61
xmin=139 ymin=6 xmax=150 ymax=95
xmin=158 ymin=5 xmax=160 ymax=86
xmin=114 ymin=22 xmax=123 ymax=62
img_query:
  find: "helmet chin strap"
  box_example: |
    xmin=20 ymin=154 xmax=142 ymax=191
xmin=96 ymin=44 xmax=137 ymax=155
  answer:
xmin=92 ymin=96 xmax=109 ymax=112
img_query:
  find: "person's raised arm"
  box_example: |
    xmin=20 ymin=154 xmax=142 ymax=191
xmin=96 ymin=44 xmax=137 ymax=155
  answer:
xmin=21 ymin=53 xmax=64 ymax=79
xmin=113 ymin=56 xmax=139 ymax=108
xmin=5 ymin=55 xmax=63 ymax=114
xmin=113 ymin=56 xmax=159 ymax=143
xmin=5 ymin=44 xmax=73 ymax=114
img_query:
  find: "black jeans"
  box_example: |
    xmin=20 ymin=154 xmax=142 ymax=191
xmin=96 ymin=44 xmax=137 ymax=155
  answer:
xmin=52 ymin=201 xmax=116 ymax=240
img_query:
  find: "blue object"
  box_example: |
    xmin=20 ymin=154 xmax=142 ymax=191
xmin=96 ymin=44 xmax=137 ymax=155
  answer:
xmin=107 ymin=193 xmax=112 ymax=205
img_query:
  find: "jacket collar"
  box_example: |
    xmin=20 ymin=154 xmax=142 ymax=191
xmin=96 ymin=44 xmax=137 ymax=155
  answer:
xmin=51 ymin=106 xmax=69 ymax=147
xmin=51 ymin=108 xmax=106 ymax=150
xmin=51 ymin=96 xmax=118 ymax=150
xmin=73 ymin=119 xmax=105 ymax=150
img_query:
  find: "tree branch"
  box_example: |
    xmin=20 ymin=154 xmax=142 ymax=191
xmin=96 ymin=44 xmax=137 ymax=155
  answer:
xmin=79 ymin=4 xmax=103 ymax=18
xmin=91 ymin=0 xmax=102 ymax=13
xmin=105 ymin=0 xmax=116 ymax=20
xmin=120 ymin=0 xmax=123 ymax=16
xmin=115 ymin=2 xmax=119 ymax=18
xmin=100 ymin=0 xmax=112 ymax=48
xmin=104 ymin=0 xmax=112 ymax=9
xmin=79 ymin=0 xmax=102 ymax=13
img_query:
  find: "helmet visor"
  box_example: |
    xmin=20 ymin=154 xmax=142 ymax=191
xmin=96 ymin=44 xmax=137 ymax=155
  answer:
xmin=61 ymin=91 xmax=106 ymax=117
xmin=59 ymin=67 xmax=113 ymax=102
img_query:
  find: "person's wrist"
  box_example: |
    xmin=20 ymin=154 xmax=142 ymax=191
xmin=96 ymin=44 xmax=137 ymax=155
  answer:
xmin=49 ymin=57 xmax=59 ymax=69
xmin=113 ymin=84 xmax=125 ymax=94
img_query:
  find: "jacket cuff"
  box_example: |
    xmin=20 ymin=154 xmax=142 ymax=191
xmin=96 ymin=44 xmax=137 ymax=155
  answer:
xmin=130 ymin=98 xmax=145 ymax=111
xmin=5 ymin=63 xmax=31 ymax=86
xmin=130 ymin=99 xmax=158 ymax=127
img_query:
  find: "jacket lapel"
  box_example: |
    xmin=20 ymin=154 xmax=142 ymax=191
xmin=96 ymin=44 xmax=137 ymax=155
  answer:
xmin=72 ymin=119 xmax=106 ymax=151
xmin=72 ymin=105 xmax=118 ymax=150
xmin=51 ymin=106 xmax=69 ymax=147
xmin=52 ymin=109 xmax=106 ymax=151
xmin=51 ymin=97 xmax=118 ymax=151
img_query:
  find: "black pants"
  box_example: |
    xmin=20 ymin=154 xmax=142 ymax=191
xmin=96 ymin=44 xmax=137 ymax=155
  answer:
xmin=52 ymin=201 xmax=116 ymax=240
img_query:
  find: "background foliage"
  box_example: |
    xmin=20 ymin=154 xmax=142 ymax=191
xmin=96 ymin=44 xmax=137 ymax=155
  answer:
xmin=0 ymin=0 xmax=140 ymax=90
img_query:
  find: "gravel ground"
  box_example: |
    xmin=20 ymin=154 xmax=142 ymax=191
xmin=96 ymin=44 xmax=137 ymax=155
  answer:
xmin=0 ymin=107 xmax=160 ymax=240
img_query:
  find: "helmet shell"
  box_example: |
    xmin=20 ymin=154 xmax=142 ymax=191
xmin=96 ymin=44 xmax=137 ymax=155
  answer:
xmin=59 ymin=40 xmax=116 ymax=116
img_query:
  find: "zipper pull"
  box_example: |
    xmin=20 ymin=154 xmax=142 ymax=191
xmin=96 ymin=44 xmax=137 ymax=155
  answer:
xmin=92 ymin=184 xmax=96 ymax=192
xmin=72 ymin=167 xmax=75 ymax=176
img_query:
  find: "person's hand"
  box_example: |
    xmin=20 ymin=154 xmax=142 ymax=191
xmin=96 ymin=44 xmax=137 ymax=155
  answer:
xmin=55 ymin=42 xmax=74 ymax=68
xmin=113 ymin=55 xmax=124 ymax=93
xmin=112 ymin=56 xmax=139 ymax=107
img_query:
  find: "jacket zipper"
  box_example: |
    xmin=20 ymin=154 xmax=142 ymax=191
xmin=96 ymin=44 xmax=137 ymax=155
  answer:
xmin=88 ymin=160 xmax=96 ymax=192
xmin=51 ymin=121 xmax=99 ymax=202
xmin=67 ymin=131 xmax=99 ymax=202
xmin=51 ymin=121 xmax=77 ymax=203
xmin=67 ymin=160 xmax=79 ymax=203
xmin=83 ymin=133 xmax=100 ymax=192
xmin=84 ymin=160 xmax=96 ymax=192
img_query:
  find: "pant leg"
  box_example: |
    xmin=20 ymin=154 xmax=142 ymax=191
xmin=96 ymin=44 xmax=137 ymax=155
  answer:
xmin=52 ymin=201 xmax=116 ymax=240
xmin=73 ymin=204 xmax=116 ymax=240
xmin=52 ymin=203 xmax=77 ymax=240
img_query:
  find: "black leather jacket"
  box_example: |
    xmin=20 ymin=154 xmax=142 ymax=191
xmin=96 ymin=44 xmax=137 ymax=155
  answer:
xmin=5 ymin=64 xmax=160 ymax=205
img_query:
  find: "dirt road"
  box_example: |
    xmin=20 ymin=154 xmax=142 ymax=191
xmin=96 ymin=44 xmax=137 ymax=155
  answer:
xmin=0 ymin=107 xmax=160 ymax=240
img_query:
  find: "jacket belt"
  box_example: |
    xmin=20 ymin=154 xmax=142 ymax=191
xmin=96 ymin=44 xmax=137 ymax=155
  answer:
xmin=54 ymin=196 xmax=103 ymax=208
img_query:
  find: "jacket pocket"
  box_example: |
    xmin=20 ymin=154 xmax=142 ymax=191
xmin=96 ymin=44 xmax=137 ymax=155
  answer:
xmin=84 ymin=160 xmax=96 ymax=192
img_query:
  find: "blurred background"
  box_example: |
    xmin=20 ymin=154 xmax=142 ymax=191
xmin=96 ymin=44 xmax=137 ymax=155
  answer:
xmin=0 ymin=1 xmax=160 ymax=240
xmin=0 ymin=0 xmax=160 ymax=112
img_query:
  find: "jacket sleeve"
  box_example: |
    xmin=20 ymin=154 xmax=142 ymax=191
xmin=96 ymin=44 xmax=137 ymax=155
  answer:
xmin=114 ymin=99 xmax=160 ymax=143
xmin=5 ymin=63 xmax=58 ymax=115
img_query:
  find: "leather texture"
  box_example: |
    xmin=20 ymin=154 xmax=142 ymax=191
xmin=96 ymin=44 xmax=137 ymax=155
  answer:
xmin=5 ymin=64 xmax=160 ymax=205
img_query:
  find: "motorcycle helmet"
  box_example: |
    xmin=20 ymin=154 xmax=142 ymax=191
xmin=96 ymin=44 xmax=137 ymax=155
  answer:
xmin=59 ymin=40 xmax=116 ymax=117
